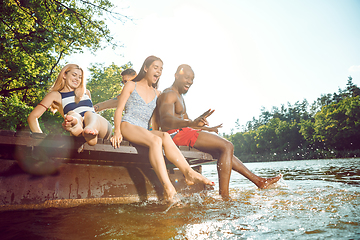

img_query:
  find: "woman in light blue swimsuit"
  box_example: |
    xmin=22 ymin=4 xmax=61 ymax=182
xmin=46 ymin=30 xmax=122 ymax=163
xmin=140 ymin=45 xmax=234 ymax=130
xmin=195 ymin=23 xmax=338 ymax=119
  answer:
xmin=111 ymin=56 xmax=214 ymax=202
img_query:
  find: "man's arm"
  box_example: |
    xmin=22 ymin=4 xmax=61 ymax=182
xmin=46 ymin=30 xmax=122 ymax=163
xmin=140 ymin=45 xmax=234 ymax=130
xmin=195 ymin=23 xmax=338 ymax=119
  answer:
xmin=157 ymin=92 xmax=192 ymax=131
xmin=94 ymin=95 xmax=120 ymax=112
xmin=157 ymin=92 xmax=214 ymax=131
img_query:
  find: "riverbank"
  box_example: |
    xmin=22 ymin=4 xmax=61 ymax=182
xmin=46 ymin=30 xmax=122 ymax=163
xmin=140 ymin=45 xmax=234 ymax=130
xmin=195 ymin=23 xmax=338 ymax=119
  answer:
xmin=237 ymin=148 xmax=360 ymax=163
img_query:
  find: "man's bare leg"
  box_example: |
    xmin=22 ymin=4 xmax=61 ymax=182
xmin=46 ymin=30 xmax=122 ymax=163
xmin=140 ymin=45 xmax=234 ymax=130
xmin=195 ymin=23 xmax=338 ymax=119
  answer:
xmin=231 ymin=155 xmax=282 ymax=188
xmin=194 ymin=131 xmax=281 ymax=199
xmin=194 ymin=132 xmax=233 ymax=200
xmin=62 ymin=113 xmax=83 ymax=137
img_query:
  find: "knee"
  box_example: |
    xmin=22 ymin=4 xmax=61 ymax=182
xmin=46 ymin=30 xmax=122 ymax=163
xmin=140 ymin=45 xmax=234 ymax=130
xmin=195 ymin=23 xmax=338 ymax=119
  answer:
xmin=161 ymin=132 xmax=176 ymax=147
xmin=150 ymin=135 xmax=162 ymax=148
xmin=219 ymin=139 xmax=234 ymax=153
xmin=160 ymin=132 xmax=171 ymax=141
xmin=83 ymin=111 xmax=95 ymax=118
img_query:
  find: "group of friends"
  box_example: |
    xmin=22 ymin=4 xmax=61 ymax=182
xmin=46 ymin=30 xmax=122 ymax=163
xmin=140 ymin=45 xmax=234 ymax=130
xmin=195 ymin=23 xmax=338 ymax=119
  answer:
xmin=27 ymin=55 xmax=281 ymax=202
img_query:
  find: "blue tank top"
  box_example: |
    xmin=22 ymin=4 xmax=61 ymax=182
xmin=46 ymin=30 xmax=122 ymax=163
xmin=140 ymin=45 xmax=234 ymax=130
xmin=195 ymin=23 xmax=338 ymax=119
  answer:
xmin=60 ymin=91 xmax=95 ymax=117
xmin=122 ymin=83 xmax=157 ymax=130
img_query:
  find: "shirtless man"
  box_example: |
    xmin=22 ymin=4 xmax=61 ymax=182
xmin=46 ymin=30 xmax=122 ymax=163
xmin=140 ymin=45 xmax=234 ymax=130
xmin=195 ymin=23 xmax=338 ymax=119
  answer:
xmin=155 ymin=64 xmax=282 ymax=200
xmin=93 ymin=68 xmax=137 ymax=112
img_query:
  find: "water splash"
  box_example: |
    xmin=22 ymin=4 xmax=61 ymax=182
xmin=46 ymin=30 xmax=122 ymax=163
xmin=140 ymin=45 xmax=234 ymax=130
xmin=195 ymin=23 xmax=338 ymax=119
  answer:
xmin=0 ymin=159 xmax=359 ymax=240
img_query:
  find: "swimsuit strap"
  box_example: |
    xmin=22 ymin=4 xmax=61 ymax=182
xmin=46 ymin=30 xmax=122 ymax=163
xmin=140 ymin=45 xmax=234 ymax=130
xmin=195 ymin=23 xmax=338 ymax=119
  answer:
xmin=134 ymin=82 xmax=156 ymax=99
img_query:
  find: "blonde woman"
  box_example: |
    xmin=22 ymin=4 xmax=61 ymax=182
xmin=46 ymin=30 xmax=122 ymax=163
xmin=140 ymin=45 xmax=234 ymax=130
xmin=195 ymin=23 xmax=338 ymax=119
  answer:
xmin=28 ymin=64 xmax=112 ymax=145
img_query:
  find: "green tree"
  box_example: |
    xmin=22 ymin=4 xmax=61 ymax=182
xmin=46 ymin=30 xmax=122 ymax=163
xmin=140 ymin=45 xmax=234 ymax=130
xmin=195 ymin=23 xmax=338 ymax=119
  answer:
xmin=0 ymin=94 xmax=65 ymax=134
xmin=299 ymin=119 xmax=315 ymax=144
xmin=275 ymin=119 xmax=303 ymax=152
xmin=228 ymin=76 xmax=360 ymax=160
xmin=230 ymin=130 xmax=256 ymax=157
xmin=0 ymin=0 xmax=130 ymax=131
xmin=253 ymin=119 xmax=278 ymax=153
xmin=345 ymin=76 xmax=360 ymax=98
xmin=312 ymin=96 xmax=360 ymax=151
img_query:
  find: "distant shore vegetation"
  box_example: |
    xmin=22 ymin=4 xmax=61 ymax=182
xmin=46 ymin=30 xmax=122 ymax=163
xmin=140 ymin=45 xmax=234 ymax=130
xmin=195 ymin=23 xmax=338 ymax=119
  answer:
xmin=224 ymin=77 xmax=360 ymax=162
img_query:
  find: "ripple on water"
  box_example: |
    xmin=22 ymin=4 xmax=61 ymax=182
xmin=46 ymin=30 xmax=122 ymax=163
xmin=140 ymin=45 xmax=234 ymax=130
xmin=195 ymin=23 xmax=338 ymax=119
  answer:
xmin=174 ymin=177 xmax=360 ymax=239
xmin=0 ymin=159 xmax=359 ymax=240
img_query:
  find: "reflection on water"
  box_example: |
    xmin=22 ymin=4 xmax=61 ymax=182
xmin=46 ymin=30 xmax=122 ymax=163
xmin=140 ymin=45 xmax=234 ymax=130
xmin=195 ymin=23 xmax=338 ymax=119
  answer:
xmin=0 ymin=159 xmax=359 ymax=239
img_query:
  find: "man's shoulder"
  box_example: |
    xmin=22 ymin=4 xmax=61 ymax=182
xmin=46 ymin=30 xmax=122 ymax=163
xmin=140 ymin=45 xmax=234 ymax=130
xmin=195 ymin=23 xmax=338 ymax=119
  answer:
xmin=159 ymin=87 xmax=179 ymax=100
xmin=161 ymin=87 xmax=176 ymax=94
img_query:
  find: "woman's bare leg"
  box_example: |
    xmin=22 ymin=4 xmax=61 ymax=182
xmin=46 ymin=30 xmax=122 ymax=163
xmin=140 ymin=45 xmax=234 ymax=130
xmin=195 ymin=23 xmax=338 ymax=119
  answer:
xmin=83 ymin=112 xmax=111 ymax=146
xmin=152 ymin=131 xmax=214 ymax=187
xmin=120 ymin=122 xmax=177 ymax=201
xmin=62 ymin=111 xmax=83 ymax=137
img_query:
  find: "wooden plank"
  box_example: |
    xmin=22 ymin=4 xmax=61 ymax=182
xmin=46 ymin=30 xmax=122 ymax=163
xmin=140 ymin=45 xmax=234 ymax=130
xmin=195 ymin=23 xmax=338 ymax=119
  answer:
xmin=0 ymin=130 xmax=216 ymax=166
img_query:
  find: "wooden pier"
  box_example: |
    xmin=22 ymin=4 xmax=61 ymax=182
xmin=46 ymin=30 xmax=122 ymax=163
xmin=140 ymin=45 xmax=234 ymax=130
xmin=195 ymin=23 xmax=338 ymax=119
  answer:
xmin=0 ymin=130 xmax=216 ymax=211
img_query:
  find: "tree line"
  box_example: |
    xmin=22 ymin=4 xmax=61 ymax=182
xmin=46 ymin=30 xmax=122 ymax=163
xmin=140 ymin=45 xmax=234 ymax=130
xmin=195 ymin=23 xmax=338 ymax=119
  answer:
xmin=225 ymin=77 xmax=360 ymax=162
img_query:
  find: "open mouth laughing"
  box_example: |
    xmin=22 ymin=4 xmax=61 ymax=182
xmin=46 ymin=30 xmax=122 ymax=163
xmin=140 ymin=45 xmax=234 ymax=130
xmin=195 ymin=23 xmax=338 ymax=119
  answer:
xmin=154 ymin=74 xmax=160 ymax=81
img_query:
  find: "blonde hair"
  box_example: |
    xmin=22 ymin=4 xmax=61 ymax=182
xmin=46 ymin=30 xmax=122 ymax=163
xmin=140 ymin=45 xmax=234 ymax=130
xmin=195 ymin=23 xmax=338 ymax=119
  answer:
xmin=49 ymin=64 xmax=85 ymax=113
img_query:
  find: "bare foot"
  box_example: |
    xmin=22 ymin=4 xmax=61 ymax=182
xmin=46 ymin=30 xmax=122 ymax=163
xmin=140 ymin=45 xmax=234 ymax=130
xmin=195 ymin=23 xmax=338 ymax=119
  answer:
xmin=257 ymin=174 xmax=282 ymax=189
xmin=221 ymin=195 xmax=233 ymax=202
xmin=184 ymin=169 xmax=215 ymax=186
xmin=62 ymin=115 xmax=83 ymax=136
xmin=163 ymin=185 xmax=178 ymax=203
xmin=83 ymin=127 xmax=99 ymax=146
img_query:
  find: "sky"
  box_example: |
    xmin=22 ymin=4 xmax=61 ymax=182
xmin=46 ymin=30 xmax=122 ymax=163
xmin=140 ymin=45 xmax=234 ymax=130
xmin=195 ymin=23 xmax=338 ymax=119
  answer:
xmin=67 ymin=0 xmax=360 ymax=134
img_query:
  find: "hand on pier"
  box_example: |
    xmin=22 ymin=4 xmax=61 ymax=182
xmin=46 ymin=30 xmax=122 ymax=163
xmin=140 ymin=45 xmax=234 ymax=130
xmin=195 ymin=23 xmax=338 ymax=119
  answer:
xmin=110 ymin=132 xmax=123 ymax=148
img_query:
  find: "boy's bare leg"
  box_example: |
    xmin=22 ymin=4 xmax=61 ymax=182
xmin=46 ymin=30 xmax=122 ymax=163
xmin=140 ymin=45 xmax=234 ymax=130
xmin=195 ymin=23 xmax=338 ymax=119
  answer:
xmin=62 ymin=112 xmax=83 ymax=137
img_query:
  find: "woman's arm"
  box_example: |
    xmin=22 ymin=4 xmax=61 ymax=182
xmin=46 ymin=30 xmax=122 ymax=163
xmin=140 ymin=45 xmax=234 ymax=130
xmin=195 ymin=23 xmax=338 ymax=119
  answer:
xmin=86 ymin=89 xmax=92 ymax=99
xmin=27 ymin=91 xmax=60 ymax=133
xmin=150 ymin=89 xmax=162 ymax=131
xmin=111 ymin=81 xmax=134 ymax=148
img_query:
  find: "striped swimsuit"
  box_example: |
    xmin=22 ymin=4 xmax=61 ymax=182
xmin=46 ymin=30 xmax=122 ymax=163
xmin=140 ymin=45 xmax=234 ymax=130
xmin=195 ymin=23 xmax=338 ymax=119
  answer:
xmin=60 ymin=91 xmax=112 ymax=139
xmin=60 ymin=91 xmax=95 ymax=117
xmin=122 ymin=83 xmax=157 ymax=130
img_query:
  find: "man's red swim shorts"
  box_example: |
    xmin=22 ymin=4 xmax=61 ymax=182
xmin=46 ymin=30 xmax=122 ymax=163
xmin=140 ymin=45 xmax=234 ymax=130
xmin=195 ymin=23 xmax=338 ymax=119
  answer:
xmin=167 ymin=127 xmax=201 ymax=147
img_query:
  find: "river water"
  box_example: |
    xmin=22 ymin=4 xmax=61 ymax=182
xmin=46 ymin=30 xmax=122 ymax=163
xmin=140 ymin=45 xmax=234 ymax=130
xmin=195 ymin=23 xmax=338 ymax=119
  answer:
xmin=0 ymin=158 xmax=359 ymax=239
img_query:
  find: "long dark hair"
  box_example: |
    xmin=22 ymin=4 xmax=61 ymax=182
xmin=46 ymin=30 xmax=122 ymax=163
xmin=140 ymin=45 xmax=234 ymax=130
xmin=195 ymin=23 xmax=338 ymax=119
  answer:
xmin=132 ymin=55 xmax=163 ymax=89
